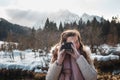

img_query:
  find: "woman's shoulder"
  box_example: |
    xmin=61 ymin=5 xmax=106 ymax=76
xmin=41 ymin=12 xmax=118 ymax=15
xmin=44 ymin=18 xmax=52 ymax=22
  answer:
xmin=83 ymin=45 xmax=91 ymax=55
xmin=82 ymin=45 xmax=94 ymax=65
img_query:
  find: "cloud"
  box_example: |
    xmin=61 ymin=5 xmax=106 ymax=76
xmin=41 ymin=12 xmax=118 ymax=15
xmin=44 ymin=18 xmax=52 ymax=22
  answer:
xmin=1 ymin=0 xmax=120 ymax=21
xmin=7 ymin=9 xmax=42 ymax=21
xmin=1 ymin=0 xmax=120 ymax=28
xmin=0 ymin=0 xmax=16 ymax=7
xmin=6 ymin=9 xmax=48 ymax=28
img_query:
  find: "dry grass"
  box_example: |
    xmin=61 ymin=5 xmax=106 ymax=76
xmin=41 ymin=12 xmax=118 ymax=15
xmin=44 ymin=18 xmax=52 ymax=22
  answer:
xmin=97 ymin=73 xmax=120 ymax=80
xmin=0 ymin=69 xmax=120 ymax=80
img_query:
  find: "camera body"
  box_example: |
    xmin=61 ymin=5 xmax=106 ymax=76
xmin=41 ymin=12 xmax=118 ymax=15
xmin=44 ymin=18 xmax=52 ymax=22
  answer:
xmin=60 ymin=42 xmax=73 ymax=52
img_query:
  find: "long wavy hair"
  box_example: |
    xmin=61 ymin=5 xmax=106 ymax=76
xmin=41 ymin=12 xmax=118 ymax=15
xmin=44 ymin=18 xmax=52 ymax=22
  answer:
xmin=50 ymin=29 xmax=92 ymax=65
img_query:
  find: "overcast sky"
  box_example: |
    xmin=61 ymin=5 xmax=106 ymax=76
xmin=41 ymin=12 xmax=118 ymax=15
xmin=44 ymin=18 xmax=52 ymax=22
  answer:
xmin=0 ymin=0 xmax=120 ymax=27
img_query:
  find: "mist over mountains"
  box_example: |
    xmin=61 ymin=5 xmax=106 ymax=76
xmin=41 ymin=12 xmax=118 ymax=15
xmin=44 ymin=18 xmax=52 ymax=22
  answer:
xmin=6 ymin=9 xmax=102 ymax=29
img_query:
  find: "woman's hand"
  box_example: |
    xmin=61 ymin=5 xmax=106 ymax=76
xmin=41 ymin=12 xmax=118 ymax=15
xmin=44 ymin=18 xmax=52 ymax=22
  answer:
xmin=67 ymin=42 xmax=81 ymax=60
xmin=57 ymin=46 xmax=66 ymax=65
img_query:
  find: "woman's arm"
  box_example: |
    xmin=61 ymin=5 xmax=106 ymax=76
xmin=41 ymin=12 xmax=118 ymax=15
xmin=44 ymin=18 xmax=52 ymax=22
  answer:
xmin=68 ymin=43 xmax=97 ymax=80
xmin=76 ymin=55 xmax=97 ymax=80
xmin=76 ymin=46 xmax=97 ymax=80
xmin=46 ymin=46 xmax=66 ymax=80
xmin=46 ymin=61 xmax=62 ymax=80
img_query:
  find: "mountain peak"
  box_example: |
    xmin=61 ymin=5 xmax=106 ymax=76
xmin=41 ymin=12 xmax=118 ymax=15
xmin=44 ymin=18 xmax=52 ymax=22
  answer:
xmin=0 ymin=18 xmax=8 ymax=22
xmin=81 ymin=13 xmax=102 ymax=23
xmin=82 ymin=13 xmax=89 ymax=17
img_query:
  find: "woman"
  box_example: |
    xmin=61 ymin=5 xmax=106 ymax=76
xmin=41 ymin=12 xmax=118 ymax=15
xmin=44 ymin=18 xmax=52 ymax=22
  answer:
xmin=46 ymin=29 xmax=97 ymax=80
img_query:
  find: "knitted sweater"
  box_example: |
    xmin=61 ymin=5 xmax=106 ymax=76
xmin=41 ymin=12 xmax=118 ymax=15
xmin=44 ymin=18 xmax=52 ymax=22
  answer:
xmin=46 ymin=46 xmax=97 ymax=80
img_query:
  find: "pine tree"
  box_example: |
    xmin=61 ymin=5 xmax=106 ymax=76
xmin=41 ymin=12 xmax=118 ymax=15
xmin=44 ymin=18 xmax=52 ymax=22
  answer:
xmin=92 ymin=17 xmax=98 ymax=28
xmin=59 ymin=22 xmax=63 ymax=31
xmin=78 ymin=18 xmax=84 ymax=29
xmin=44 ymin=18 xmax=49 ymax=30
xmin=6 ymin=30 xmax=13 ymax=42
xmin=86 ymin=20 xmax=90 ymax=26
xmin=107 ymin=17 xmax=118 ymax=45
xmin=101 ymin=20 xmax=110 ymax=36
xmin=44 ymin=18 xmax=58 ymax=31
xmin=49 ymin=22 xmax=57 ymax=31
xmin=29 ymin=27 xmax=36 ymax=49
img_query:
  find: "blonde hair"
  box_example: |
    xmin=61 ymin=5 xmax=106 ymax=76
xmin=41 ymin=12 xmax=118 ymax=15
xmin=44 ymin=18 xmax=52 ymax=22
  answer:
xmin=51 ymin=29 xmax=92 ymax=65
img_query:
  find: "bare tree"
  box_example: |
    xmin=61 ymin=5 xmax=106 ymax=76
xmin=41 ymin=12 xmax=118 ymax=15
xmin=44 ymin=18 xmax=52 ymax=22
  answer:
xmin=81 ymin=26 xmax=102 ymax=53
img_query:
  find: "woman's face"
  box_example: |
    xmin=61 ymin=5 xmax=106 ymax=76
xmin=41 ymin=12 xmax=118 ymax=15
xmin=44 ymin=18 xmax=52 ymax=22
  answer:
xmin=66 ymin=35 xmax=80 ymax=49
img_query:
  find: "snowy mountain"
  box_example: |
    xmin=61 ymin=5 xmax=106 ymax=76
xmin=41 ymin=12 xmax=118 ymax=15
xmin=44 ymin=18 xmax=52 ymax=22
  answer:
xmin=48 ymin=10 xmax=80 ymax=26
xmin=6 ymin=9 xmax=103 ymax=29
xmin=34 ymin=10 xmax=102 ymax=29
xmin=34 ymin=10 xmax=80 ymax=29
xmin=81 ymin=13 xmax=102 ymax=23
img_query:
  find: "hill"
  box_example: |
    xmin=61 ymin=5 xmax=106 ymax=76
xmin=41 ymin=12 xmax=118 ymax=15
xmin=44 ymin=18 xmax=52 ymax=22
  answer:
xmin=0 ymin=18 xmax=31 ymax=41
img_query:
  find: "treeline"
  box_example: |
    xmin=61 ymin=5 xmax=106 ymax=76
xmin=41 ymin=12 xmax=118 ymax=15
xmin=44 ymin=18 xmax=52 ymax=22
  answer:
xmin=43 ymin=17 xmax=120 ymax=44
xmin=22 ymin=16 xmax=120 ymax=52
xmin=0 ymin=18 xmax=31 ymax=41
xmin=0 ymin=16 xmax=120 ymax=52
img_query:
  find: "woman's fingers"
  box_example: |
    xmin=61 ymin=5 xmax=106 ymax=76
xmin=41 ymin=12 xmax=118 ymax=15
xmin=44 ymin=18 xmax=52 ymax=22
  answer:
xmin=57 ymin=49 xmax=66 ymax=64
xmin=66 ymin=51 xmax=72 ymax=55
xmin=71 ymin=41 xmax=76 ymax=48
xmin=60 ymin=49 xmax=65 ymax=54
xmin=71 ymin=44 xmax=76 ymax=52
xmin=60 ymin=49 xmax=66 ymax=57
xmin=71 ymin=44 xmax=80 ymax=56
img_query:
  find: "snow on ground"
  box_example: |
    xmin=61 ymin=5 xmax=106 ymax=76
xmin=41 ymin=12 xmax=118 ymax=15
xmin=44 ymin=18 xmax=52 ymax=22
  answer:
xmin=0 ymin=41 xmax=120 ymax=73
xmin=91 ymin=44 xmax=120 ymax=61
xmin=0 ymin=49 xmax=51 ymax=73
xmin=91 ymin=53 xmax=119 ymax=61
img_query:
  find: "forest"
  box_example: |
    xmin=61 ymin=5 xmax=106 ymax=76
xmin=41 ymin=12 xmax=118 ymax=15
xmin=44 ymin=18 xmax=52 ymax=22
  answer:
xmin=0 ymin=16 xmax=120 ymax=80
